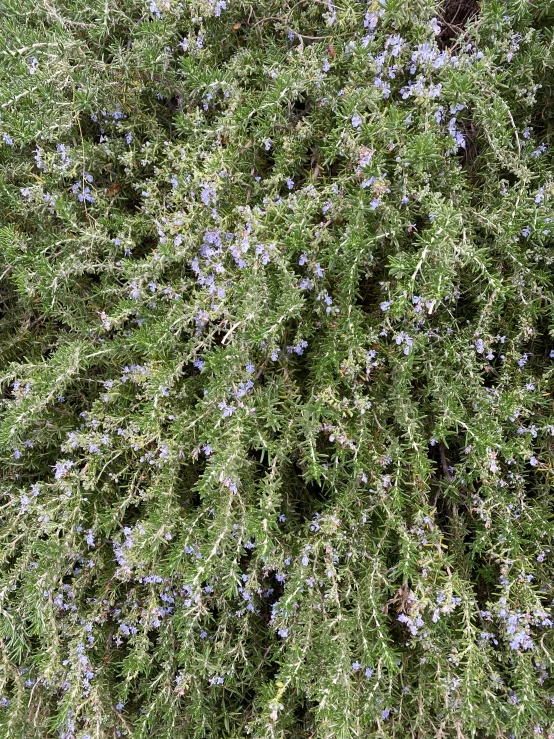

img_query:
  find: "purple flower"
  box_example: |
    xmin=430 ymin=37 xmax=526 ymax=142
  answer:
xmin=53 ymin=460 xmax=74 ymax=480
xmin=430 ymin=17 xmax=441 ymax=34
xmin=219 ymin=402 xmax=236 ymax=418
xmin=352 ymin=114 xmax=362 ymax=129
xmin=149 ymin=0 xmax=162 ymax=18
xmin=374 ymin=78 xmax=390 ymax=98
xmin=292 ymin=340 xmax=308 ymax=355
xmin=509 ymin=630 xmax=534 ymax=651
xmin=518 ymin=353 xmax=528 ymax=367
xmin=201 ymin=183 xmax=216 ymax=206
xmin=209 ymin=0 xmax=227 ymax=17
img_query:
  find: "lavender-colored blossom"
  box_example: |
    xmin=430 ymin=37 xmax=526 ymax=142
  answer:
xmin=53 ymin=460 xmax=74 ymax=480
xmin=510 ymin=630 xmax=534 ymax=651
xmin=201 ymin=183 xmax=216 ymax=206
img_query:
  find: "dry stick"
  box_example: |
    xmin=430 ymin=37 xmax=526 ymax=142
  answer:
xmin=439 ymin=441 xmax=452 ymax=482
xmin=73 ymin=89 xmax=94 ymax=225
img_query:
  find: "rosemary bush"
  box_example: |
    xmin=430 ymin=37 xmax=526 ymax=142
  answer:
xmin=1 ymin=0 xmax=554 ymax=736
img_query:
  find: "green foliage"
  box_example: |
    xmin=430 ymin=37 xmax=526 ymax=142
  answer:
xmin=0 ymin=0 xmax=554 ymax=736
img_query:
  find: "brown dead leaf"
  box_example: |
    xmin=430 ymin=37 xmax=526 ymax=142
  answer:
xmin=105 ymin=183 xmax=121 ymax=197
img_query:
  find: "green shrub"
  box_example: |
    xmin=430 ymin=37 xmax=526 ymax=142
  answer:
xmin=1 ymin=0 xmax=554 ymax=736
